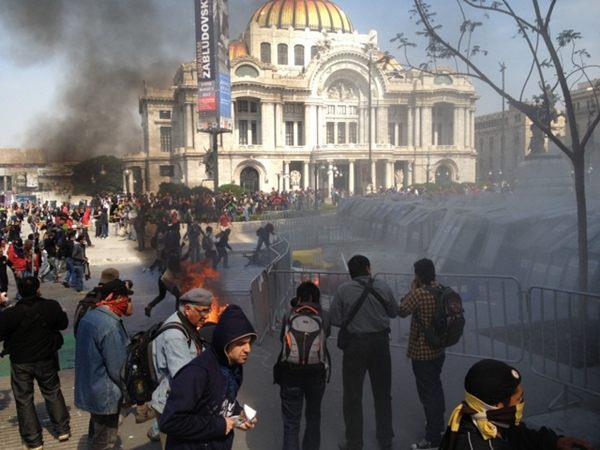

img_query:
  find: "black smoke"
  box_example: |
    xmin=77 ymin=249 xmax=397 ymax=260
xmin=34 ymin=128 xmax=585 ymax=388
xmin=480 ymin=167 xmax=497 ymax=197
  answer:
xmin=0 ymin=0 xmax=265 ymax=160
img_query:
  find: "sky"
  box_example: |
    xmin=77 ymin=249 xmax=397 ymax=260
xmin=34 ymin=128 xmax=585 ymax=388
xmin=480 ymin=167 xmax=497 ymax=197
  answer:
xmin=0 ymin=0 xmax=599 ymax=149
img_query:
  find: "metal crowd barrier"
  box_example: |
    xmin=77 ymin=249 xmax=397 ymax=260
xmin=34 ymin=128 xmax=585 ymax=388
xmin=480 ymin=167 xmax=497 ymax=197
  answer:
xmin=264 ymin=270 xmax=525 ymax=363
xmin=526 ymin=286 xmax=600 ymax=408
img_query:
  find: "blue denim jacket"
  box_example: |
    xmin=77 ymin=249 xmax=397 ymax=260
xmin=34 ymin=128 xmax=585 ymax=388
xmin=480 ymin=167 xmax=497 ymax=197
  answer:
xmin=74 ymin=306 xmax=129 ymax=414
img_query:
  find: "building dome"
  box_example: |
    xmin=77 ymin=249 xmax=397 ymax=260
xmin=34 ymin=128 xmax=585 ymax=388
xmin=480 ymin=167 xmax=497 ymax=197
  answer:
xmin=251 ymin=0 xmax=354 ymax=34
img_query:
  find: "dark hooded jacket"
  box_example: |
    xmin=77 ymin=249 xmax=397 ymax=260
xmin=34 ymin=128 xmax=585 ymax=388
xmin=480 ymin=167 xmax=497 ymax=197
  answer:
xmin=159 ymin=305 xmax=256 ymax=450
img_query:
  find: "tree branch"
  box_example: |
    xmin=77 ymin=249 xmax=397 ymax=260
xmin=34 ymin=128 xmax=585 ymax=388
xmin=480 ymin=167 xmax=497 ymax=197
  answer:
xmin=581 ymin=111 xmax=600 ymax=150
xmin=461 ymin=0 xmax=539 ymax=32
xmin=413 ymin=0 xmax=573 ymax=158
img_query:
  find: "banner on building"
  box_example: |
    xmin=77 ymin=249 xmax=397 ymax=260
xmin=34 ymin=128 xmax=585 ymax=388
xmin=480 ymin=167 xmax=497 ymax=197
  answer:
xmin=194 ymin=0 xmax=232 ymax=131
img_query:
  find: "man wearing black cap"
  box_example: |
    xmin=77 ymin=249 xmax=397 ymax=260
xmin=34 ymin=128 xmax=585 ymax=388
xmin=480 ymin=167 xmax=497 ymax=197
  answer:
xmin=398 ymin=258 xmax=446 ymax=449
xmin=441 ymin=359 xmax=593 ymax=450
xmin=0 ymin=277 xmax=70 ymax=449
xmin=159 ymin=305 xmax=257 ymax=450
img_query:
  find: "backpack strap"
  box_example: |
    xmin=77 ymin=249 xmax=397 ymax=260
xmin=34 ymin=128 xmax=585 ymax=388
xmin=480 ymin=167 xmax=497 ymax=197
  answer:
xmin=155 ymin=322 xmax=193 ymax=348
xmin=293 ymin=305 xmax=320 ymax=316
xmin=339 ymin=279 xmax=374 ymax=334
xmin=413 ymin=284 xmax=444 ymax=334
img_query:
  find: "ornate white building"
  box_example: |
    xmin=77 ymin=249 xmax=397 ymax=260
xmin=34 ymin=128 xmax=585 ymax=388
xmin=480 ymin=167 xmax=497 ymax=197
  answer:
xmin=124 ymin=0 xmax=477 ymax=194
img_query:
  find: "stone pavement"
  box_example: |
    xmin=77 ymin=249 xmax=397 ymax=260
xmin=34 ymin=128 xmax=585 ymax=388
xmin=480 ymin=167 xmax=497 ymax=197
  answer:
xmin=0 ymin=230 xmax=599 ymax=449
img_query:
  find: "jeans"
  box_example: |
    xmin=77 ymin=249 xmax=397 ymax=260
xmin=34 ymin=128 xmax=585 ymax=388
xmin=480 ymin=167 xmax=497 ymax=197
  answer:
xmin=72 ymin=261 xmax=85 ymax=292
xmin=41 ymin=256 xmax=59 ymax=281
xmin=63 ymin=257 xmax=74 ymax=285
xmin=342 ymin=333 xmax=393 ymax=450
xmin=88 ymin=412 xmax=120 ymax=450
xmin=11 ymin=358 xmax=70 ymax=447
xmin=280 ymin=378 xmax=326 ymax=450
xmin=411 ymin=354 xmax=446 ymax=443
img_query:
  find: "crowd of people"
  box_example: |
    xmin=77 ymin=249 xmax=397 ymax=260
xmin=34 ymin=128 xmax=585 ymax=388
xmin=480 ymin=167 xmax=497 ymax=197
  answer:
xmin=0 ymin=198 xmax=594 ymax=450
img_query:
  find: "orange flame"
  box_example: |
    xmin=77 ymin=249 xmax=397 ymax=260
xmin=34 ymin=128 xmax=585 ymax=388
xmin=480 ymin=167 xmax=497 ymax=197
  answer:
xmin=179 ymin=260 xmax=227 ymax=323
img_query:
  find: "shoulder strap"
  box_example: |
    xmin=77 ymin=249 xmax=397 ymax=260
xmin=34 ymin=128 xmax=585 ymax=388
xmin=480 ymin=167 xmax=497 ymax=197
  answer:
xmin=356 ymin=279 xmax=388 ymax=308
xmin=155 ymin=322 xmax=192 ymax=347
xmin=340 ymin=279 xmax=373 ymax=331
xmin=414 ymin=285 xmax=443 ymax=332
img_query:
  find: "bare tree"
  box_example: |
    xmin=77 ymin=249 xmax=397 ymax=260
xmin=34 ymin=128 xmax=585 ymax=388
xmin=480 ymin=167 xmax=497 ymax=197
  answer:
xmin=393 ymin=0 xmax=600 ymax=291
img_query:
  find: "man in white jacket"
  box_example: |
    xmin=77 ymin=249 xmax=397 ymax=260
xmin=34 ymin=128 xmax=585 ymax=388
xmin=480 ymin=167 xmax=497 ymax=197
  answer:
xmin=148 ymin=287 xmax=214 ymax=448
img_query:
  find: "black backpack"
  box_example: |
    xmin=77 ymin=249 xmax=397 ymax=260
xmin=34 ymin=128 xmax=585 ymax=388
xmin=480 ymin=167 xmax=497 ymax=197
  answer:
xmin=416 ymin=285 xmax=465 ymax=349
xmin=120 ymin=321 xmax=198 ymax=407
xmin=73 ymin=289 xmax=101 ymax=337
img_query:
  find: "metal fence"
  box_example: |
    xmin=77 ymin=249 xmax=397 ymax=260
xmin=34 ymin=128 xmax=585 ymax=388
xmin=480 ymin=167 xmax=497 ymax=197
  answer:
xmin=257 ymin=269 xmax=600 ymax=401
xmin=378 ymin=273 xmax=525 ymax=363
xmin=526 ymin=286 xmax=600 ymax=407
xmin=264 ymin=270 xmax=525 ymax=363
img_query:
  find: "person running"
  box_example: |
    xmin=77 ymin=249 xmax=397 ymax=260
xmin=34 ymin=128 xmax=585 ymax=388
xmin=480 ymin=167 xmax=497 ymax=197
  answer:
xmin=214 ymin=228 xmax=232 ymax=269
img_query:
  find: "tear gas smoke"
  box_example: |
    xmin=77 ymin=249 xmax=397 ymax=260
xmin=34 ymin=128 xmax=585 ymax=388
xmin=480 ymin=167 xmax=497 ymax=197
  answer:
xmin=0 ymin=0 xmax=264 ymax=160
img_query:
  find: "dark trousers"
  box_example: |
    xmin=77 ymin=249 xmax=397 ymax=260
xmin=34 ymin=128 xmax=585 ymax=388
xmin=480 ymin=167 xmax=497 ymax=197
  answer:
xmin=136 ymin=227 xmax=145 ymax=251
xmin=214 ymin=247 xmax=228 ymax=268
xmin=411 ymin=354 xmax=446 ymax=443
xmin=147 ymin=279 xmax=181 ymax=311
xmin=88 ymin=412 xmax=119 ymax=450
xmin=11 ymin=358 xmax=70 ymax=447
xmin=280 ymin=378 xmax=326 ymax=450
xmin=342 ymin=333 xmax=393 ymax=450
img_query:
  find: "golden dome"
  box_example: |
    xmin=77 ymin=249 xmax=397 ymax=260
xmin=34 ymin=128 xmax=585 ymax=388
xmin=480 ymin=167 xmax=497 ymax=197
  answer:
xmin=229 ymin=40 xmax=248 ymax=60
xmin=251 ymin=0 xmax=354 ymax=33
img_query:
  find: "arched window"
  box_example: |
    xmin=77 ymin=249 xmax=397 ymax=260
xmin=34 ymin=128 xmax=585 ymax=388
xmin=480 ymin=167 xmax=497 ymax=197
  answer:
xmin=260 ymin=42 xmax=271 ymax=63
xmin=277 ymin=44 xmax=288 ymax=65
xmin=294 ymin=45 xmax=305 ymax=66
xmin=235 ymin=65 xmax=259 ymax=78
xmin=435 ymin=164 xmax=452 ymax=185
xmin=240 ymin=167 xmax=259 ymax=192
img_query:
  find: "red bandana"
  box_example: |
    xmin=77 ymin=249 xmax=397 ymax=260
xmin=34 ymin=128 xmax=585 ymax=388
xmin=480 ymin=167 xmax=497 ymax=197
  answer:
xmin=97 ymin=294 xmax=130 ymax=316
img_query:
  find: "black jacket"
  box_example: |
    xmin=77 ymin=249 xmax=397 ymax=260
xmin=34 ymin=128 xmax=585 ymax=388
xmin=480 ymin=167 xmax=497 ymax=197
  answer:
xmin=0 ymin=296 xmax=68 ymax=364
xmin=440 ymin=419 xmax=560 ymax=450
xmin=160 ymin=305 xmax=256 ymax=450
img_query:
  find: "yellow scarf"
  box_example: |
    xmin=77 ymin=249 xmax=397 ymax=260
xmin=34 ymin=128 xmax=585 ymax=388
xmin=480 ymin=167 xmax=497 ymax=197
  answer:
xmin=448 ymin=392 xmax=524 ymax=440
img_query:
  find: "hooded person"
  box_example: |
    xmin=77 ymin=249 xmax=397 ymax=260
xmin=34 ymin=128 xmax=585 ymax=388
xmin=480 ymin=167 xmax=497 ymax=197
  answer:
xmin=159 ymin=305 xmax=257 ymax=450
xmin=440 ymin=359 xmax=592 ymax=450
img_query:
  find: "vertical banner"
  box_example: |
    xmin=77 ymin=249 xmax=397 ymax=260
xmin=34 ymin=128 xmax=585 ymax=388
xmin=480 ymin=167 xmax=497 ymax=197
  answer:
xmin=195 ymin=0 xmax=232 ymax=131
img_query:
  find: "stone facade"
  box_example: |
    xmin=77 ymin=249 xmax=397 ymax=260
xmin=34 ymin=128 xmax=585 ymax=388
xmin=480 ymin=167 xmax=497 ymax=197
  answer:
xmin=125 ymin=0 xmax=477 ymax=194
xmin=475 ymin=105 xmax=566 ymax=183
xmin=0 ymin=148 xmax=74 ymax=197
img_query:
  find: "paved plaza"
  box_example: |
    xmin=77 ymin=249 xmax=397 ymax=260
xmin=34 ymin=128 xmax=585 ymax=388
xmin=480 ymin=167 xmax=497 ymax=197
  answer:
xmin=0 ymin=232 xmax=598 ymax=449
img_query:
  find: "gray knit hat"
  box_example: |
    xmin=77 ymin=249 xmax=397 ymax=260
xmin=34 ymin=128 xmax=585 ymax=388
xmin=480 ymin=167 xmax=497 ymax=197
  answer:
xmin=179 ymin=287 xmax=213 ymax=306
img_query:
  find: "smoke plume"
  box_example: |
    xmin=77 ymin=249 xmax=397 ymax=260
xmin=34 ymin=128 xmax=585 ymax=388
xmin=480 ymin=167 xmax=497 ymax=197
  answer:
xmin=0 ymin=0 xmax=265 ymax=160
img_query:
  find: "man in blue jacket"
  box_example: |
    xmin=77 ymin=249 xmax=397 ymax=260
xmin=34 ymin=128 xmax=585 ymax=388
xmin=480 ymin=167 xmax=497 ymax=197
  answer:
xmin=160 ymin=304 xmax=257 ymax=449
xmin=74 ymin=279 xmax=132 ymax=450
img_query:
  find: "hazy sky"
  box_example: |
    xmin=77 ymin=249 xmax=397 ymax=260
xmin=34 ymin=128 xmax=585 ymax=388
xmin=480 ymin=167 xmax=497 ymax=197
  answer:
xmin=0 ymin=0 xmax=598 ymax=149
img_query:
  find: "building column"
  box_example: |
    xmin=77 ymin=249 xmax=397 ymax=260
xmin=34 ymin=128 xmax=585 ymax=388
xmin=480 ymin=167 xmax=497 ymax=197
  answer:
xmin=370 ymin=160 xmax=377 ymax=188
xmin=275 ymin=103 xmax=284 ymax=147
xmin=377 ymin=106 xmax=388 ymax=144
xmin=303 ymin=162 xmax=310 ymax=189
xmin=128 ymin=172 xmax=135 ymax=194
xmin=422 ymin=106 xmax=433 ymax=148
xmin=387 ymin=160 xmax=395 ymax=188
xmin=464 ymin=107 xmax=470 ymax=148
xmin=261 ymin=102 xmax=274 ymax=149
xmin=394 ymin=123 xmax=400 ymax=147
xmin=316 ymin=106 xmax=326 ymax=147
xmin=407 ymin=106 xmax=414 ymax=148
xmin=471 ymin=109 xmax=475 ymax=149
xmin=348 ymin=160 xmax=355 ymax=194
xmin=122 ymin=172 xmax=127 ymax=194
xmin=327 ymin=161 xmax=334 ymax=197
xmin=186 ymin=104 xmax=194 ymax=148
xmin=304 ymin=105 xmax=315 ymax=149
xmin=414 ymin=106 xmax=421 ymax=148
xmin=283 ymin=161 xmax=290 ymax=191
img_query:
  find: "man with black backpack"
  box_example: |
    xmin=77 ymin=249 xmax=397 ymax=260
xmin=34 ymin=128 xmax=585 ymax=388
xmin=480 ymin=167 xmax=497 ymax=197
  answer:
xmin=73 ymin=267 xmax=120 ymax=336
xmin=147 ymin=287 xmax=215 ymax=447
xmin=330 ymin=255 xmax=398 ymax=450
xmin=0 ymin=277 xmax=70 ymax=449
xmin=274 ymin=281 xmax=330 ymax=450
xmin=398 ymin=258 xmax=463 ymax=450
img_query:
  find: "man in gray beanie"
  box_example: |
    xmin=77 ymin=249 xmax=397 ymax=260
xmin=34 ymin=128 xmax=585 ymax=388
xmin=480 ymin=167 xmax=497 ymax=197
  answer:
xmin=148 ymin=287 xmax=215 ymax=447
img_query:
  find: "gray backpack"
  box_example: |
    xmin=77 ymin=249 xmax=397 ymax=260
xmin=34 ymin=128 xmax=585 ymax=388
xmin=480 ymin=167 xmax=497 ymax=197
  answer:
xmin=280 ymin=305 xmax=329 ymax=369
